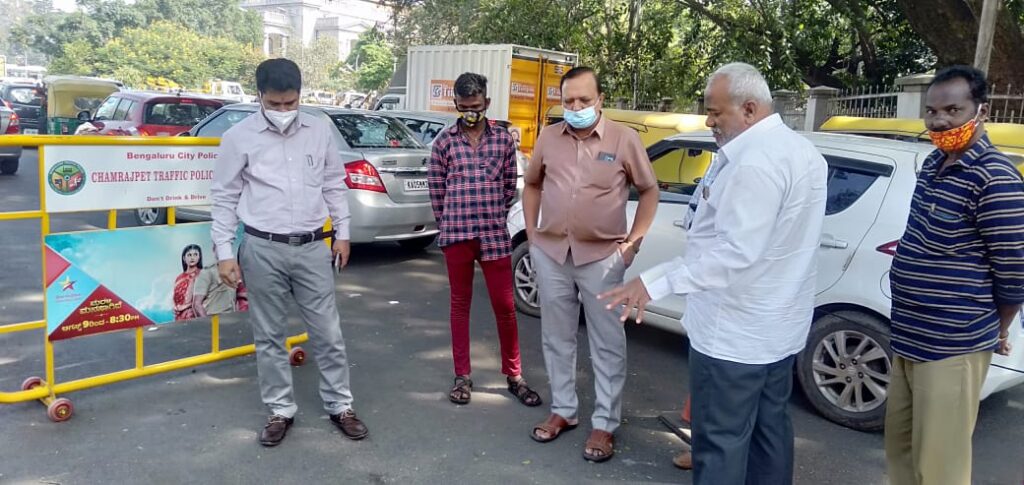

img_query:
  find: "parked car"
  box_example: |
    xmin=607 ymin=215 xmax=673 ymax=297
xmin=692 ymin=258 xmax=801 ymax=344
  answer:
xmin=0 ymin=82 xmax=44 ymax=134
xmin=76 ymin=91 xmax=226 ymax=137
xmin=506 ymin=131 xmax=1024 ymax=432
xmin=0 ymin=105 xmax=23 ymax=174
xmin=139 ymin=104 xmax=439 ymax=250
xmin=373 ymin=93 xmax=406 ymax=111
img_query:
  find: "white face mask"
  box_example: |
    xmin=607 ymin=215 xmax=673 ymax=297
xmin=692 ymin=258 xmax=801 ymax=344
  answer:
xmin=264 ymin=108 xmax=298 ymax=131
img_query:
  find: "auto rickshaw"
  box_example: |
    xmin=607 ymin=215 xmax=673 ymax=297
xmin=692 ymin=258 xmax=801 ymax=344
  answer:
xmin=41 ymin=76 xmax=122 ymax=135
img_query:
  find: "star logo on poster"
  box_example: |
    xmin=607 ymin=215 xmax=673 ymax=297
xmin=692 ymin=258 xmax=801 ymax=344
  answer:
xmin=59 ymin=276 xmax=77 ymax=291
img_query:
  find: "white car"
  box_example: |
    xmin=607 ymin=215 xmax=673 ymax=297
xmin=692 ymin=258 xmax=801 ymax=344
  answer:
xmin=507 ymin=131 xmax=1024 ymax=431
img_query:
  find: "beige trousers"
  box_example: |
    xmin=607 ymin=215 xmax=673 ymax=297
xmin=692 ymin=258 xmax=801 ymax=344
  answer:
xmin=884 ymin=351 xmax=992 ymax=485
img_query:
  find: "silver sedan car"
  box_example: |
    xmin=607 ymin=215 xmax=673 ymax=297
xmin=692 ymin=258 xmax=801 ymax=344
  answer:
xmin=135 ymin=104 xmax=439 ymax=250
xmin=0 ymin=106 xmax=23 ymax=175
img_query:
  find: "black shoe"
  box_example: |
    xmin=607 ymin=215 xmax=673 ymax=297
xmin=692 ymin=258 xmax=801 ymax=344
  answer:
xmin=259 ymin=415 xmax=294 ymax=447
xmin=330 ymin=409 xmax=369 ymax=440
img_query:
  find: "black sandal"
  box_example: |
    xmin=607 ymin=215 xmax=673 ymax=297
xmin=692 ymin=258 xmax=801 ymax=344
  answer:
xmin=508 ymin=376 xmax=543 ymax=407
xmin=449 ymin=376 xmax=472 ymax=405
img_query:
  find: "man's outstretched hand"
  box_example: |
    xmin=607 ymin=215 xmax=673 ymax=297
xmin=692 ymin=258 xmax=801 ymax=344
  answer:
xmin=598 ymin=277 xmax=652 ymax=324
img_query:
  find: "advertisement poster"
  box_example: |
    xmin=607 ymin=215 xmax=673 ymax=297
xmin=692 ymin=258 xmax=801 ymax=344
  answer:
xmin=428 ymin=79 xmax=456 ymax=113
xmin=44 ymin=223 xmax=246 ymax=341
xmin=43 ymin=145 xmax=219 ymax=213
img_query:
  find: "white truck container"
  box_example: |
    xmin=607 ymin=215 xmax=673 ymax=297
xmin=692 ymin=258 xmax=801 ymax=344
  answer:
xmin=406 ymin=44 xmax=577 ymax=154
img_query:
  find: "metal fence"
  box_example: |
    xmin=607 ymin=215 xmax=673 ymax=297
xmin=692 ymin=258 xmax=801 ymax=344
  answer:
xmin=989 ymin=84 xmax=1024 ymax=124
xmin=827 ymin=85 xmax=901 ymax=118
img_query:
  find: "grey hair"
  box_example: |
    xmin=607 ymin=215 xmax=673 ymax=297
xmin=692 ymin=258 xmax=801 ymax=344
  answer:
xmin=706 ymin=63 xmax=773 ymax=106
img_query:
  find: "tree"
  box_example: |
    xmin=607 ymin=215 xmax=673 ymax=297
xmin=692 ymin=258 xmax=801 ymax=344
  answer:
xmin=347 ymin=29 xmax=396 ymax=92
xmin=9 ymin=0 xmax=264 ymax=62
xmin=48 ymin=21 xmax=263 ymax=90
xmin=895 ymin=0 xmax=1024 ymax=89
xmin=286 ymin=36 xmax=342 ymax=90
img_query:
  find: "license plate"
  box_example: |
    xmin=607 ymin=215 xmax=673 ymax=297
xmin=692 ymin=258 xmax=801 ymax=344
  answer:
xmin=23 ymin=129 xmax=37 ymax=135
xmin=404 ymin=179 xmax=429 ymax=192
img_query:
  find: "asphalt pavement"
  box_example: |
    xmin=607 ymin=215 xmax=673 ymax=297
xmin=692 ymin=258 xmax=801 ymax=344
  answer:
xmin=1 ymin=149 xmax=1022 ymax=484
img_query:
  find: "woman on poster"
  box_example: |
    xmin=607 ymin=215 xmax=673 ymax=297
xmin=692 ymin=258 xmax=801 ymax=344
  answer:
xmin=173 ymin=244 xmax=203 ymax=321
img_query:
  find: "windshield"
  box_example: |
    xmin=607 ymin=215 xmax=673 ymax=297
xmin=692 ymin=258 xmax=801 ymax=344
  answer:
xmin=7 ymin=87 xmax=43 ymax=106
xmin=145 ymin=101 xmax=220 ymax=126
xmin=329 ymin=113 xmax=422 ymax=149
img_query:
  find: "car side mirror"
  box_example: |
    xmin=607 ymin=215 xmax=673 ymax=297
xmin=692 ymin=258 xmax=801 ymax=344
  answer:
xmin=77 ymin=111 xmax=91 ymax=122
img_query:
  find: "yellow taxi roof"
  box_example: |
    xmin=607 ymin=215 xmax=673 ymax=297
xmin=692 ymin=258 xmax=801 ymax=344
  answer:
xmin=820 ymin=116 xmax=1024 ymax=155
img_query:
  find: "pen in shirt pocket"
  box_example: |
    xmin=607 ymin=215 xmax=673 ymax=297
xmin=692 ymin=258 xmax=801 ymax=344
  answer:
xmin=306 ymin=155 xmax=314 ymax=167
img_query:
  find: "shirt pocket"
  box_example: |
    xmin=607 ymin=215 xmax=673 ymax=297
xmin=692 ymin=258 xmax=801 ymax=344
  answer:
xmin=585 ymin=156 xmax=622 ymax=189
xmin=481 ymin=156 xmax=505 ymax=181
xmin=302 ymin=152 xmax=326 ymax=187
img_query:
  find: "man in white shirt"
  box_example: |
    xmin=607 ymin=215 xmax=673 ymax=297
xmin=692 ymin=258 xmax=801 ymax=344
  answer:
xmin=600 ymin=63 xmax=827 ymax=484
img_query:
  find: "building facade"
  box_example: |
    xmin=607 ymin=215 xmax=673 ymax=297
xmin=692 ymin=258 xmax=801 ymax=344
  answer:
xmin=241 ymin=0 xmax=389 ymax=61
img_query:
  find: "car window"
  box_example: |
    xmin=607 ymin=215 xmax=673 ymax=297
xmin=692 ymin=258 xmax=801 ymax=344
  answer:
xmin=146 ymin=101 xmax=219 ymax=126
xmin=7 ymin=87 xmax=42 ymax=106
xmin=640 ymin=144 xmax=714 ymax=203
xmin=94 ymin=97 xmax=121 ymax=121
xmin=397 ymin=117 xmax=447 ymax=144
xmin=193 ymin=109 xmax=254 ymax=137
xmin=824 ymin=163 xmax=878 ymax=215
xmin=329 ymin=113 xmax=422 ymax=149
xmin=113 ymin=98 xmax=133 ymax=121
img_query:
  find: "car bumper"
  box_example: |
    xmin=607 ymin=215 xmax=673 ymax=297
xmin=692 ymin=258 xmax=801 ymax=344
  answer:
xmin=348 ymin=190 xmax=438 ymax=242
xmin=0 ymin=146 xmax=22 ymax=159
xmin=175 ymin=193 xmax=439 ymax=243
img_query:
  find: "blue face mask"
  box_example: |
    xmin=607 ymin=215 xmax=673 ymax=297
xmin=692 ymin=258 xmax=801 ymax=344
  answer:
xmin=564 ymin=105 xmax=598 ymax=129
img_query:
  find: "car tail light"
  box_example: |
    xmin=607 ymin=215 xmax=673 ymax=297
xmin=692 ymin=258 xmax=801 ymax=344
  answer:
xmin=6 ymin=112 xmax=20 ymax=134
xmin=876 ymin=240 xmax=899 ymax=256
xmin=344 ymin=160 xmax=387 ymax=193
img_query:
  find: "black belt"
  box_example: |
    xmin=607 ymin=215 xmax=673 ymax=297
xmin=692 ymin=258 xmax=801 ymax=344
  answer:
xmin=244 ymin=226 xmax=331 ymax=246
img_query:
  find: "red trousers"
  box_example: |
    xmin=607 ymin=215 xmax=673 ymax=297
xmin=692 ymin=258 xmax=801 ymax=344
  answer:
xmin=441 ymin=239 xmax=522 ymax=377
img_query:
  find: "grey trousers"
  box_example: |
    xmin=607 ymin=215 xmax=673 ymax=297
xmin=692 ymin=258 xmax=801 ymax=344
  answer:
xmin=689 ymin=348 xmax=795 ymax=485
xmin=238 ymin=234 xmax=354 ymax=419
xmin=531 ymin=246 xmax=627 ymax=432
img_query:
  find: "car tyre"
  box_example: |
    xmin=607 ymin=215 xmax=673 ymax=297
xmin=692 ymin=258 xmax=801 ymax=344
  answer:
xmin=135 ymin=208 xmax=167 ymax=226
xmin=797 ymin=310 xmax=892 ymax=432
xmin=1 ymin=158 xmax=18 ymax=175
xmin=397 ymin=235 xmax=437 ymax=251
xmin=511 ymin=242 xmax=541 ymax=318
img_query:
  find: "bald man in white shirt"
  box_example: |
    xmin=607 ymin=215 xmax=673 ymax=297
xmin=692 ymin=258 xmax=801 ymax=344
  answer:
xmin=601 ymin=63 xmax=827 ymax=485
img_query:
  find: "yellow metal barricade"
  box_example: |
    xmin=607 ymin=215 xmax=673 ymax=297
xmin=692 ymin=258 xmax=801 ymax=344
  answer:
xmin=0 ymin=135 xmax=310 ymax=421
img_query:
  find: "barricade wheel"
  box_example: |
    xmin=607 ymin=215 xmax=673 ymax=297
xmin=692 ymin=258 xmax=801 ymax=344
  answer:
xmin=47 ymin=398 xmax=74 ymax=422
xmin=289 ymin=347 xmax=306 ymax=367
xmin=21 ymin=376 xmax=44 ymax=391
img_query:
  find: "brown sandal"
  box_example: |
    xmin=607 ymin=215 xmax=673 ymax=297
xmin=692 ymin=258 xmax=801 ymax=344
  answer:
xmin=531 ymin=413 xmax=578 ymax=443
xmin=583 ymin=429 xmax=615 ymax=462
xmin=507 ymin=377 xmax=543 ymax=407
xmin=448 ymin=376 xmax=472 ymax=405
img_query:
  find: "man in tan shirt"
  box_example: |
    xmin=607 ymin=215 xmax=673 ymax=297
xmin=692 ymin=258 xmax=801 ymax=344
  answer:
xmin=524 ymin=66 xmax=659 ymax=463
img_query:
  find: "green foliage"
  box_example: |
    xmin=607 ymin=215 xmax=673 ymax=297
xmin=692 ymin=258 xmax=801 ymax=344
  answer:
xmin=285 ymin=36 xmax=343 ymax=91
xmin=347 ymin=29 xmax=396 ymax=92
xmin=393 ymin=0 xmax=942 ymax=104
xmin=48 ymin=21 xmax=263 ymax=90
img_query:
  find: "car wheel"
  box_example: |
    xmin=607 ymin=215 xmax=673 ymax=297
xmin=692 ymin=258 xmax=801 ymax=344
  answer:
xmin=797 ymin=310 xmax=892 ymax=432
xmin=0 ymin=158 xmax=18 ymax=175
xmin=511 ymin=242 xmax=541 ymax=318
xmin=135 ymin=208 xmax=167 ymax=226
xmin=397 ymin=235 xmax=437 ymax=251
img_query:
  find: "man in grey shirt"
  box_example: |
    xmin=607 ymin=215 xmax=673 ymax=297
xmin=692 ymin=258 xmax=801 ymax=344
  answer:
xmin=210 ymin=58 xmax=368 ymax=446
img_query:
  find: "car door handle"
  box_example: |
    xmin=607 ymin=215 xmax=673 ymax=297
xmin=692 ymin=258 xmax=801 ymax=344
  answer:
xmin=673 ymin=219 xmax=687 ymax=228
xmin=820 ymin=236 xmax=849 ymax=249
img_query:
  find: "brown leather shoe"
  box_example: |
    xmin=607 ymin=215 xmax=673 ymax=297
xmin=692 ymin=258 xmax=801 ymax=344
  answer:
xmin=259 ymin=415 xmax=294 ymax=447
xmin=673 ymin=450 xmax=693 ymax=470
xmin=330 ymin=409 xmax=369 ymax=440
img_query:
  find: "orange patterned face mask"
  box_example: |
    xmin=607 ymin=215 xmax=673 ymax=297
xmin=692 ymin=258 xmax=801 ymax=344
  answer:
xmin=928 ymin=108 xmax=984 ymax=153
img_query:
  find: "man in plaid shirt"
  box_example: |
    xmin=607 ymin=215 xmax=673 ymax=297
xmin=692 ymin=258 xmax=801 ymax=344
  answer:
xmin=428 ymin=72 xmax=542 ymax=408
